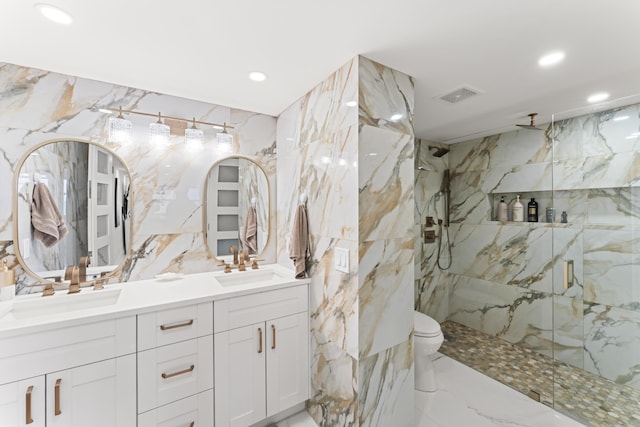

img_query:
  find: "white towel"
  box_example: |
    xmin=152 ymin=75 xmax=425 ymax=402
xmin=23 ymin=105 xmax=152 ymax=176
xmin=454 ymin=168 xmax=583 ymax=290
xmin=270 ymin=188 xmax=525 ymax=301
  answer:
xmin=241 ymin=206 xmax=258 ymax=254
xmin=289 ymin=204 xmax=310 ymax=279
xmin=31 ymin=182 xmax=68 ymax=248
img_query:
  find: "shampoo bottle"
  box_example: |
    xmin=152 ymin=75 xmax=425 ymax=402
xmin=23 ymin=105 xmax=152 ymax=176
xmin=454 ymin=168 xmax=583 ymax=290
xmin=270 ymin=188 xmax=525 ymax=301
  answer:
xmin=512 ymin=195 xmax=524 ymax=222
xmin=527 ymin=198 xmax=539 ymax=222
xmin=497 ymin=196 xmax=508 ymax=222
xmin=0 ymin=259 xmax=15 ymax=302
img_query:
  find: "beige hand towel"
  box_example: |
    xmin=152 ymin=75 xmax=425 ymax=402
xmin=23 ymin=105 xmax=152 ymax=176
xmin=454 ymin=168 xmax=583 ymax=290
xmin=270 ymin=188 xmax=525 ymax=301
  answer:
xmin=31 ymin=182 xmax=68 ymax=248
xmin=241 ymin=206 xmax=258 ymax=254
xmin=289 ymin=204 xmax=309 ymax=279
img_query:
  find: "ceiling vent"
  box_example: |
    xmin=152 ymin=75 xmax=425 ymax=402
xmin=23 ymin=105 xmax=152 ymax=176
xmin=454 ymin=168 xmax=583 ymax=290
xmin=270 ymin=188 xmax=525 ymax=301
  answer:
xmin=438 ymin=86 xmax=481 ymax=104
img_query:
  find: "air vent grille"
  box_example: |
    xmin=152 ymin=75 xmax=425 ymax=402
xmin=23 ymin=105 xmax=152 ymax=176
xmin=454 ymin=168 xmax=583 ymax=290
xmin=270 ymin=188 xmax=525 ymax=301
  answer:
xmin=439 ymin=87 xmax=480 ymax=104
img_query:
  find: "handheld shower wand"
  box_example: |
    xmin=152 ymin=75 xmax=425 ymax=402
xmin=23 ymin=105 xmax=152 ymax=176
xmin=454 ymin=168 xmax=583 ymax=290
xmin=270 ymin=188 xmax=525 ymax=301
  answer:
xmin=437 ymin=169 xmax=452 ymax=270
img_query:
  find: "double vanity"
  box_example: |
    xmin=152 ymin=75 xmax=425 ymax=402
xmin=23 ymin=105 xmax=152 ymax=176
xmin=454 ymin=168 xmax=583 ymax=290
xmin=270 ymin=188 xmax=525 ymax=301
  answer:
xmin=0 ymin=264 xmax=310 ymax=427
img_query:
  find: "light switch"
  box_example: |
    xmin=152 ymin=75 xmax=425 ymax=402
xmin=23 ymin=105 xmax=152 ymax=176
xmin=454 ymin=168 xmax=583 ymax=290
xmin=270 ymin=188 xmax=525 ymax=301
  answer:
xmin=334 ymin=247 xmax=349 ymax=273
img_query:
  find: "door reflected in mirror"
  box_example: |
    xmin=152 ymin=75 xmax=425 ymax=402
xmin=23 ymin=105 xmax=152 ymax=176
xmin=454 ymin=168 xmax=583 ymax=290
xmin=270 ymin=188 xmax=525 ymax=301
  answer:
xmin=205 ymin=157 xmax=269 ymax=262
xmin=15 ymin=139 xmax=132 ymax=282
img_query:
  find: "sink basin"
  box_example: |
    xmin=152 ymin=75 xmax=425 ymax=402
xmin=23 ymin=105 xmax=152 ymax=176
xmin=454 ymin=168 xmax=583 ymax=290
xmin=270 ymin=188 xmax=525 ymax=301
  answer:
xmin=215 ymin=268 xmax=284 ymax=287
xmin=4 ymin=288 xmax=122 ymax=320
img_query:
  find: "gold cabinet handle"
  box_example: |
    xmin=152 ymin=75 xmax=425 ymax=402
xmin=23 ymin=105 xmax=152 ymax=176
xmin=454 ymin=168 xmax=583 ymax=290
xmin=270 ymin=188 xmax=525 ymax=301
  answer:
xmin=271 ymin=324 xmax=276 ymax=350
xmin=54 ymin=378 xmax=62 ymax=416
xmin=160 ymin=319 xmax=194 ymax=331
xmin=25 ymin=385 xmax=33 ymax=424
xmin=258 ymin=328 xmax=263 ymax=353
xmin=161 ymin=365 xmax=195 ymax=379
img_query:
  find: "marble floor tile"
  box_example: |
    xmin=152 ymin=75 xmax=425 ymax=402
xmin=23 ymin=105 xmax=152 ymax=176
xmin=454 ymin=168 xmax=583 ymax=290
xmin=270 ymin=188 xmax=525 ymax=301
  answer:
xmin=416 ymin=354 xmax=586 ymax=427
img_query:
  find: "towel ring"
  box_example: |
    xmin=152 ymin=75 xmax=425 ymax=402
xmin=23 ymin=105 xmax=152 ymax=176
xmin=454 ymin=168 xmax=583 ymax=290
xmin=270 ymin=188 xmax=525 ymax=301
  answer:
xmin=299 ymin=193 xmax=308 ymax=205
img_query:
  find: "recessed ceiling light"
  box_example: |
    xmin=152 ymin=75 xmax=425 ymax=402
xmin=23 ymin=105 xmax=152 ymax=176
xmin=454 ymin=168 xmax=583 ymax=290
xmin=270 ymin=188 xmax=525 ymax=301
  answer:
xmin=538 ymin=51 xmax=565 ymax=67
xmin=613 ymin=115 xmax=629 ymax=121
xmin=249 ymin=71 xmax=267 ymax=82
xmin=390 ymin=113 xmax=403 ymax=121
xmin=35 ymin=3 xmax=73 ymax=25
xmin=587 ymin=92 xmax=609 ymax=103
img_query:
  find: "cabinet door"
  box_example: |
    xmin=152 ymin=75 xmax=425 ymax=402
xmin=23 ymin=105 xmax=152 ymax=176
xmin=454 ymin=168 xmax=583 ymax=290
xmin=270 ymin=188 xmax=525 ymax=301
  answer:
xmin=266 ymin=312 xmax=309 ymax=417
xmin=215 ymin=323 xmax=266 ymax=426
xmin=0 ymin=376 xmax=45 ymax=427
xmin=46 ymin=355 xmax=136 ymax=427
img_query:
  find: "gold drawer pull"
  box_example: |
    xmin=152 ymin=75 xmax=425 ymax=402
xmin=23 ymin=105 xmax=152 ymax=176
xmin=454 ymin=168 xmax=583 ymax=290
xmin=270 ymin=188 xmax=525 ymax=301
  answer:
xmin=258 ymin=328 xmax=263 ymax=353
xmin=271 ymin=324 xmax=276 ymax=350
xmin=26 ymin=385 xmax=33 ymax=424
xmin=161 ymin=365 xmax=195 ymax=379
xmin=160 ymin=319 xmax=194 ymax=331
xmin=54 ymin=379 xmax=62 ymax=416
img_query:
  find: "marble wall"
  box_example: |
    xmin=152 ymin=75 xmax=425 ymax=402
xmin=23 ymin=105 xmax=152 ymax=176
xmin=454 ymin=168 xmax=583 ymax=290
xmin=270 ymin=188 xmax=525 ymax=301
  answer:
xmin=0 ymin=62 xmax=277 ymax=293
xmin=276 ymin=56 xmax=415 ymax=426
xmin=446 ymin=102 xmax=640 ymax=419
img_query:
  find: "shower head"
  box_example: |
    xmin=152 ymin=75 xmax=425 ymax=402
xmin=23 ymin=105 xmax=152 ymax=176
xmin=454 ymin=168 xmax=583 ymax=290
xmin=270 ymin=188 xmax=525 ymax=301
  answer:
xmin=516 ymin=113 xmax=544 ymax=131
xmin=429 ymin=145 xmax=450 ymax=157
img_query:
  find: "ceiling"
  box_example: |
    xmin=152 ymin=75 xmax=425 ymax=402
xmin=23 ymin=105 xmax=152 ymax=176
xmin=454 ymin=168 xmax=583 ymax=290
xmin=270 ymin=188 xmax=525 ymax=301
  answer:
xmin=2 ymin=0 xmax=640 ymax=144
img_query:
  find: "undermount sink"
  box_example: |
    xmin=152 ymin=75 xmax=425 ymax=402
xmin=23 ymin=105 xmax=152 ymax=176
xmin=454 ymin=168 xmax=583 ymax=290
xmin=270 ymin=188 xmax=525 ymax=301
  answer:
xmin=2 ymin=288 xmax=122 ymax=320
xmin=215 ymin=268 xmax=284 ymax=287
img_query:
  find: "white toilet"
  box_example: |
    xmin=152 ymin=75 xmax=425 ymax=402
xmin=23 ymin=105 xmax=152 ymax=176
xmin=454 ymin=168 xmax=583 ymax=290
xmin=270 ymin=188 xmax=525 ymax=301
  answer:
xmin=414 ymin=310 xmax=444 ymax=392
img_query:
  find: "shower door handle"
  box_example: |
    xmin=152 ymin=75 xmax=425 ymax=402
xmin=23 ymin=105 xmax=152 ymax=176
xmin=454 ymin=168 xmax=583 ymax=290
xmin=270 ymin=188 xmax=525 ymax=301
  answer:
xmin=563 ymin=260 xmax=574 ymax=289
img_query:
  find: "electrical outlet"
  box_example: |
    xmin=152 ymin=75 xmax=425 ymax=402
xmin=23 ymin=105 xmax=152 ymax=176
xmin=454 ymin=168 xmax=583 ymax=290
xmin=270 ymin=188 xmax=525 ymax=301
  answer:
xmin=334 ymin=247 xmax=349 ymax=273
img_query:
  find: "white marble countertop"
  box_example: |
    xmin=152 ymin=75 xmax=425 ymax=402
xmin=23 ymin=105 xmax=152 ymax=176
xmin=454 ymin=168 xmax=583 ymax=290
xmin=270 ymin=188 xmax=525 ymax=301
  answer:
xmin=0 ymin=263 xmax=309 ymax=337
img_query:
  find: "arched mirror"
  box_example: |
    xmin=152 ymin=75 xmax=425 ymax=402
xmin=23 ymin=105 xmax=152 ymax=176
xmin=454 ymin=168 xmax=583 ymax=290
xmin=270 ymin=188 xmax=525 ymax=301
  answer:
xmin=204 ymin=156 xmax=269 ymax=262
xmin=14 ymin=139 xmax=132 ymax=282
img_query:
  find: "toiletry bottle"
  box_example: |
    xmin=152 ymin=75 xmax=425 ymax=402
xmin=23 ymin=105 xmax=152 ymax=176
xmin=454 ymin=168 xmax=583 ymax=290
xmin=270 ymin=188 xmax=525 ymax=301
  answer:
xmin=527 ymin=198 xmax=539 ymax=222
xmin=497 ymin=196 xmax=508 ymax=222
xmin=561 ymin=211 xmax=568 ymax=223
xmin=512 ymin=195 xmax=524 ymax=222
xmin=0 ymin=259 xmax=15 ymax=302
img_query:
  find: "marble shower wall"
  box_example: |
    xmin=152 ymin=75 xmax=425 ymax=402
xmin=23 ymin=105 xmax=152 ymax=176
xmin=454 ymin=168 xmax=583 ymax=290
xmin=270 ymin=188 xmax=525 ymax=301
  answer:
xmin=414 ymin=139 xmax=450 ymax=322
xmin=447 ymin=102 xmax=640 ymax=406
xmin=276 ymin=56 xmax=414 ymax=426
xmin=0 ymin=62 xmax=277 ymax=294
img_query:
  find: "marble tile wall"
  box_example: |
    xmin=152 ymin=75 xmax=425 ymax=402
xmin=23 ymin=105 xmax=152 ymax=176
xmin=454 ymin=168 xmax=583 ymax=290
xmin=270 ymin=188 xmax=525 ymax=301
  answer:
xmin=276 ymin=56 xmax=415 ymax=426
xmin=446 ymin=102 xmax=640 ymax=422
xmin=0 ymin=62 xmax=277 ymax=294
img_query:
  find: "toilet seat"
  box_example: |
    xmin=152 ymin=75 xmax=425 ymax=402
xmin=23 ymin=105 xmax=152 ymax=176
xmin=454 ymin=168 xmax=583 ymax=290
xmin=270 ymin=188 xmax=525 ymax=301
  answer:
xmin=414 ymin=311 xmax=442 ymax=338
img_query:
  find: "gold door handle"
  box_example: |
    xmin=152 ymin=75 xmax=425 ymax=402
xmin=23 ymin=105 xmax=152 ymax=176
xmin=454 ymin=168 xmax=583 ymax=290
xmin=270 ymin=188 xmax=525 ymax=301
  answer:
xmin=258 ymin=328 xmax=263 ymax=353
xmin=160 ymin=319 xmax=194 ymax=330
xmin=161 ymin=365 xmax=195 ymax=379
xmin=54 ymin=378 xmax=62 ymax=416
xmin=563 ymin=260 xmax=574 ymax=289
xmin=25 ymin=385 xmax=33 ymax=424
xmin=271 ymin=324 xmax=276 ymax=350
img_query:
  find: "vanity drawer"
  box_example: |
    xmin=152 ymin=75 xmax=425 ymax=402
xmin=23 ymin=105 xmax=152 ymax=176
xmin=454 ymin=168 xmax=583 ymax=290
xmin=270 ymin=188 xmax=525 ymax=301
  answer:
xmin=214 ymin=285 xmax=308 ymax=333
xmin=138 ymin=302 xmax=213 ymax=351
xmin=137 ymin=336 xmax=214 ymax=414
xmin=0 ymin=316 xmax=136 ymax=386
xmin=138 ymin=389 xmax=213 ymax=427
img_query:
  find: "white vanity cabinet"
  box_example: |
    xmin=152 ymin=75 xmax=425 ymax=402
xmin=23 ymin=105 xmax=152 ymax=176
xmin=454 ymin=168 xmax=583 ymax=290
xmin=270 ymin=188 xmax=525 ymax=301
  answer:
xmin=0 ymin=316 xmax=137 ymax=427
xmin=214 ymin=285 xmax=309 ymax=426
xmin=137 ymin=302 xmax=214 ymax=426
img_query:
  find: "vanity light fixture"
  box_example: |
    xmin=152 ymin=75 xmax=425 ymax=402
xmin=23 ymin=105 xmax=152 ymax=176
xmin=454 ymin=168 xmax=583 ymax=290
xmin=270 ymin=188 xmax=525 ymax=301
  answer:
xmin=101 ymin=106 xmax=235 ymax=149
xmin=108 ymin=106 xmax=132 ymax=144
xmin=216 ymin=123 xmax=233 ymax=153
xmin=185 ymin=118 xmax=204 ymax=152
xmin=149 ymin=112 xmax=170 ymax=146
xmin=35 ymin=3 xmax=73 ymax=25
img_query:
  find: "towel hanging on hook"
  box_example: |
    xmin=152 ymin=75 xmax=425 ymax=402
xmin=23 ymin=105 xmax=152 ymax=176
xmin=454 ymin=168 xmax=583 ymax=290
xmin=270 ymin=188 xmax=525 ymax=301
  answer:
xmin=289 ymin=193 xmax=310 ymax=278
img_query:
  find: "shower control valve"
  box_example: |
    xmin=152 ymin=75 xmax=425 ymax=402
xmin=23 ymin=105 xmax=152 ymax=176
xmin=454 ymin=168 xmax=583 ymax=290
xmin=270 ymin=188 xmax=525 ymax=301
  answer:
xmin=423 ymin=230 xmax=436 ymax=244
xmin=425 ymin=216 xmax=435 ymax=227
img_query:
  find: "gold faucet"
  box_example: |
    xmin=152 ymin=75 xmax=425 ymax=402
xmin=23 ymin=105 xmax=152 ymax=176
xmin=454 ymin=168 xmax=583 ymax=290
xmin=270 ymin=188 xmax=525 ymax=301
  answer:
xmin=79 ymin=256 xmax=91 ymax=282
xmin=67 ymin=266 xmax=81 ymax=294
xmin=238 ymin=250 xmax=248 ymax=272
xmin=229 ymin=246 xmax=239 ymax=265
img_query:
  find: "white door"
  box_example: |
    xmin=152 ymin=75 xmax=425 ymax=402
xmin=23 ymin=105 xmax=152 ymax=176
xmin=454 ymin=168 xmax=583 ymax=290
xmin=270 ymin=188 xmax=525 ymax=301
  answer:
xmin=266 ymin=313 xmax=310 ymax=417
xmin=46 ymin=355 xmax=136 ymax=427
xmin=215 ymin=323 xmax=266 ymax=427
xmin=88 ymin=145 xmax=114 ymax=266
xmin=0 ymin=376 xmax=45 ymax=427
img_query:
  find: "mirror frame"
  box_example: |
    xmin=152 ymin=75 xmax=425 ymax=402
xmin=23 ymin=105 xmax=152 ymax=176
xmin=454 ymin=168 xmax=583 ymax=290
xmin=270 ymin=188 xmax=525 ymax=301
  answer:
xmin=12 ymin=138 xmax=134 ymax=284
xmin=202 ymin=155 xmax=270 ymax=263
